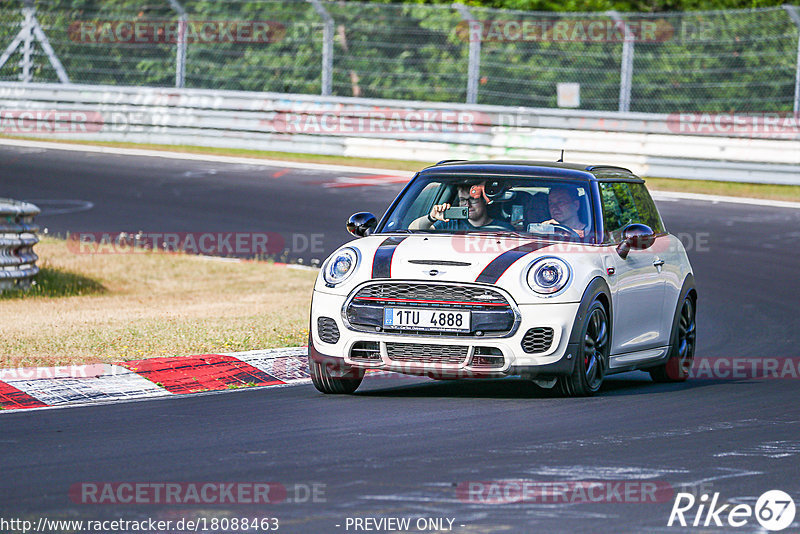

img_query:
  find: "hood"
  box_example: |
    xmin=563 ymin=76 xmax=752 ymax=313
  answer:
xmin=358 ymin=233 xmax=555 ymax=284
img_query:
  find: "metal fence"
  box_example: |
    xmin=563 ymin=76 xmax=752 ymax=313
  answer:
xmin=0 ymin=198 xmax=39 ymax=291
xmin=0 ymin=1 xmax=798 ymax=114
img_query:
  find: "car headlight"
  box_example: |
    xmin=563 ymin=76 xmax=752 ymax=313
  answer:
xmin=323 ymin=247 xmax=359 ymax=286
xmin=526 ymin=257 xmax=570 ymax=295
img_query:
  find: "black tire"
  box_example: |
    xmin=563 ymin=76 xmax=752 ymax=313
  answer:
xmin=558 ymin=300 xmax=609 ymax=397
xmin=649 ymin=296 xmax=696 ymax=383
xmin=308 ymin=357 xmax=365 ymax=394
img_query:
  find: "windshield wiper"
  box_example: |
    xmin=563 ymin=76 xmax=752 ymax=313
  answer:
xmin=472 ymin=230 xmax=528 ymax=238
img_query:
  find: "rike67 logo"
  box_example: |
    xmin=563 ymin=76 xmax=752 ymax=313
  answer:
xmin=668 ymin=490 xmax=796 ymax=531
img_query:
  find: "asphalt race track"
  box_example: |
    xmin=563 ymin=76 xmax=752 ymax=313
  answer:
xmin=2 ymin=144 xmax=800 ymax=533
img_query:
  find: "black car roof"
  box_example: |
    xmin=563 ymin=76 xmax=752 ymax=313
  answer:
xmin=420 ymin=160 xmax=643 ymax=182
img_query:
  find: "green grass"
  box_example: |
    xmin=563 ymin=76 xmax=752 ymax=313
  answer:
xmin=644 ymin=177 xmax=800 ymax=202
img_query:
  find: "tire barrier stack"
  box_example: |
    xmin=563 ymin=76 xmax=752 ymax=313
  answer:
xmin=0 ymin=198 xmax=40 ymax=291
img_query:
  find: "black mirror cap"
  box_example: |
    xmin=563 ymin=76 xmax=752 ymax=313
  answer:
xmin=346 ymin=212 xmax=378 ymax=237
xmin=617 ymin=223 xmax=655 ymax=258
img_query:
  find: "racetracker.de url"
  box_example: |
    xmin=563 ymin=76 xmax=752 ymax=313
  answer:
xmin=0 ymin=516 xmax=280 ymax=533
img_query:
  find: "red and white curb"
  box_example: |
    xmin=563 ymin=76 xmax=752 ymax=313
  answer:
xmin=0 ymin=347 xmax=320 ymax=412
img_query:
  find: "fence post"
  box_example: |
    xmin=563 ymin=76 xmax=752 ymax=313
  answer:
xmin=784 ymin=4 xmax=800 ymax=115
xmin=308 ymin=0 xmax=333 ymax=96
xmin=453 ymin=3 xmax=481 ymax=105
xmin=608 ymin=11 xmax=634 ymax=113
xmin=0 ymin=1 xmax=70 ymax=83
xmin=20 ymin=6 xmax=33 ymax=82
xmin=168 ymin=0 xmax=187 ymax=88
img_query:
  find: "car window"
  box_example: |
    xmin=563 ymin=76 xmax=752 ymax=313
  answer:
xmin=401 ymin=182 xmax=441 ymax=227
xmin=380 ymin=176 xmax=596 ymax=243
xmin=628 ymin=183 xmax=665 ymax=234
xmin=600 ymin=182 xmax=638 ymax=243
xmin=600 ymin=182 xmax=665 ymax=243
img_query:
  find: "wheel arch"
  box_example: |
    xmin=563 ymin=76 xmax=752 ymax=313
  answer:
xmin=567 ymin=276 xmax=613 ymax=348
xmin=670 ymin=274 xmax=697 ymax=345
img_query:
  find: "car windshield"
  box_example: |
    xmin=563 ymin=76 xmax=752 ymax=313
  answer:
xmin=380 ymin=175 xmax=596 ymax=244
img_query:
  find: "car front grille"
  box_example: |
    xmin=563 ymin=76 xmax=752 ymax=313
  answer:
xmin=521 ymin=327 xmax=554 ymax=353
xmin=346 ymin=282 xmax=516 ymax=337
xmin=317 ymin=316 xmax=340 ymax=344
xmin=385 ymin=342 xmax=469 ymax=365
xmin=352 ymin=282 xmax=509 ymax=309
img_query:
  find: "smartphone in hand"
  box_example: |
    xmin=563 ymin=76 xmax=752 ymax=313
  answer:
xmin=443 ymin=206 xmax=469 ymax=219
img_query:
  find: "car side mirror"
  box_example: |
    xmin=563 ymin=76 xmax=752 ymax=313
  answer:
xmin=346 ymin=212 xmax=377 ymax=237
xmin=616 ymin=223 xmax=655 ymax=259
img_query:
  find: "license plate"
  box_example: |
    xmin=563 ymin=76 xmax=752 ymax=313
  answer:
xmin=383 ymin=307 xmax=470 ymax=332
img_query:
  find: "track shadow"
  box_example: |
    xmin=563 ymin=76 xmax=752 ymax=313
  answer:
xmin=1 ymin=266 xmax=106 ymax=299
xmin=355 ymin=371 xmax=728 ymax=399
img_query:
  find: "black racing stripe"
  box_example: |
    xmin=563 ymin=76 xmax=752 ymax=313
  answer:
xmin=371 ymin=236 xmax=407 ymax=278
xmin=475 ymin=242 xmax=549 ymax=284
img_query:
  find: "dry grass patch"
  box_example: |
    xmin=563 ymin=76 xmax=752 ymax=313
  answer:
xmin=0 ymin=237 xmax=317 ymax=368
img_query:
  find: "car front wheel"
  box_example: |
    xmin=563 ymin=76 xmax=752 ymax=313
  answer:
xmin=308 ymin=357 xmax=365 ymax=394
xmin=558 ymin=300 xmax=609 ymax=397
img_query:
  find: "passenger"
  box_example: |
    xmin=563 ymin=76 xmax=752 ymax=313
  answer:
xmin=411 ymin=183 xmax=514 ymax=231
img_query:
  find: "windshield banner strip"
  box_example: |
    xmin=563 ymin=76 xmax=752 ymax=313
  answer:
xmin=371 ymin=236 xmax=407 ymax=278
xmin=475 ymin=242 xmax=548 ymax=284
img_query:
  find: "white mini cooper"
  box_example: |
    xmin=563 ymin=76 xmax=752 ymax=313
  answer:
xmin=308 ymin=160 xmax=697 ymax=396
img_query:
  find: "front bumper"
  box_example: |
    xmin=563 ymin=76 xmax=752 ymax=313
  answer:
xmin=310 ymin=289 xmax=581 ymax=378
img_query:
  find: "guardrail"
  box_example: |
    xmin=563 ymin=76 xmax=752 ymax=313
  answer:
xmin=1 ymin=82 xmax=799 ymax=184
xmin=0 ymin=198 xmax=40 ymax=291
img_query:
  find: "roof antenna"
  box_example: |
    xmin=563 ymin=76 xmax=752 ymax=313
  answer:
xmin=557 ymin=149 xmax=564 ymax=162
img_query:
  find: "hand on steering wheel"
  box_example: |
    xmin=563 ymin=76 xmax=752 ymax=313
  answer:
xmin=542 ymin=219 xmax=582 ymax=239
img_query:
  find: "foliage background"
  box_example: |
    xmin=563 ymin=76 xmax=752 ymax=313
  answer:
xmin=0 ymin=0 xmax=797 ymax=112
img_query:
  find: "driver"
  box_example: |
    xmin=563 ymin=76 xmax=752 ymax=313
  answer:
xmin=542 ymin=185 xmax=589 ymax=238
xmin=410 ymin=182 xmax=514 ymax=231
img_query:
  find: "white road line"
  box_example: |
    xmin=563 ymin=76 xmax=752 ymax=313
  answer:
xmin=3 ymin=137 xmax=798 ymax=209
xmin=0 ymin=137 xmax=416 ymax=176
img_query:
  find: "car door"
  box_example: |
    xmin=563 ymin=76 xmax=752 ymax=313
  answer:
xmin=626 ymin=182 xmax=684 ymax=335
xmin=600 ymin=182 xmax=669 ymax=355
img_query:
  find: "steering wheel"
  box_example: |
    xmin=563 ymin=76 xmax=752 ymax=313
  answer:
xmin=550 ymin=223 xmax=582 ymax=240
